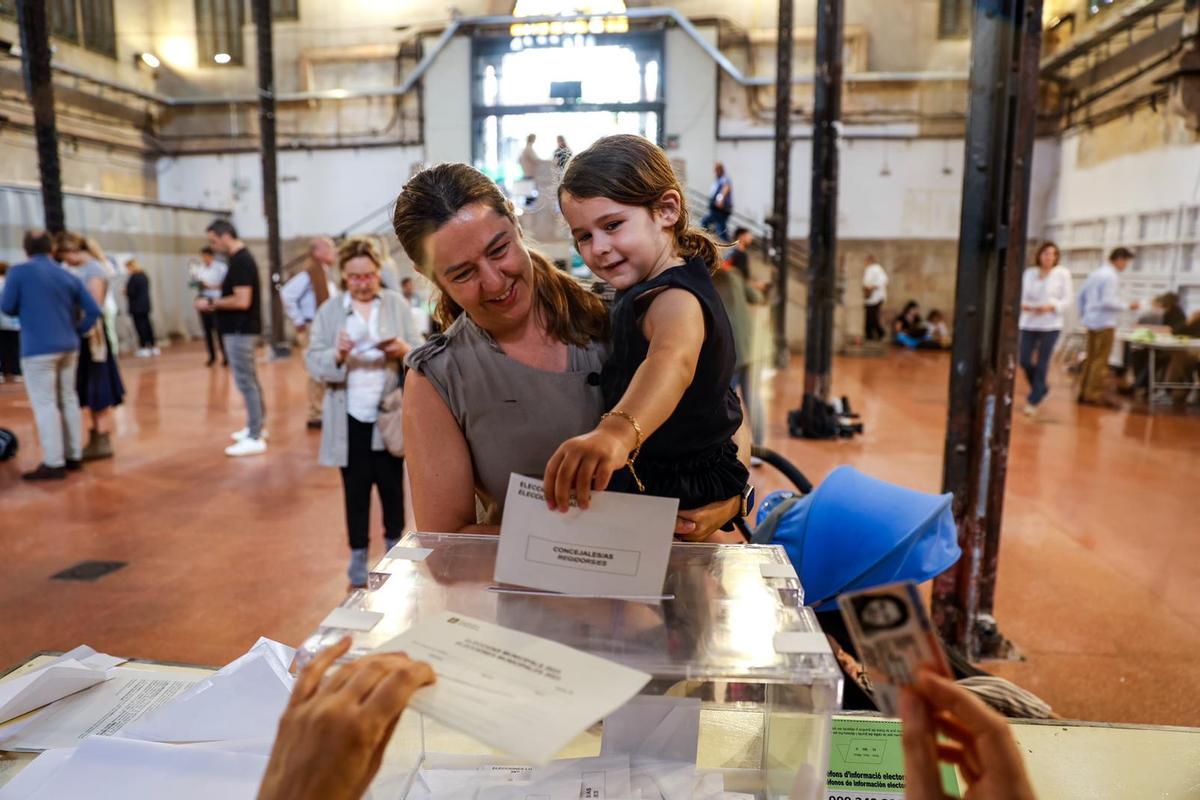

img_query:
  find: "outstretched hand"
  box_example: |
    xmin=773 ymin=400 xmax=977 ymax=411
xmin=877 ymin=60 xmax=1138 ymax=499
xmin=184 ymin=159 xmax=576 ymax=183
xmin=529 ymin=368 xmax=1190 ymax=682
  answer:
xmin=257 ymin=637 xmax=435 ymax=800
xmin=900 ymin=669 xmax=1037 ymax=800
xmin=543 ymin=427 xmax=631 ymax=511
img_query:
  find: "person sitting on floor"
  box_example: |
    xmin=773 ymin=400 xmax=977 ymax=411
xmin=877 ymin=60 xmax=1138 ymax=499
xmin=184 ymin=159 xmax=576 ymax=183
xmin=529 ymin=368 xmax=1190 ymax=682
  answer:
xmin=893 ymin=300 xmax=930 ymax=349
xmin=923 ymin=309 xmax=950 ymax=349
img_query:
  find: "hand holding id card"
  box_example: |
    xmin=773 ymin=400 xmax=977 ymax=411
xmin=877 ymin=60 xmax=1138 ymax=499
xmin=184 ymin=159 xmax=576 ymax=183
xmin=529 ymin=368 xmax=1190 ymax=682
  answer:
xmin=837 ymin=581 xmax=953 ymax=717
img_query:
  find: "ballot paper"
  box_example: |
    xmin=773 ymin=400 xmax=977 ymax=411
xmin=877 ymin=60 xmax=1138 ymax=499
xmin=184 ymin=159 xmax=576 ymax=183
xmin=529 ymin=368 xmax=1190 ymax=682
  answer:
xmin=0 ymin=647 xmax=125 ymax=725
xmin=0 ymin=748 xmax=75 ymax=799
xmin=495 ymin=474 xmax=678 ymax=597
xmin=121 ymin=638 xmax=295 ymax=743
xmin=376 ymin=611 xmax=651 ymax=764
xmin=0 ymin=669 xmax=196 ymax=752
xmin=600 ymin=696 xmax=701 ymax=765
xmin=0 ymin=736 xmax=268 ymax=800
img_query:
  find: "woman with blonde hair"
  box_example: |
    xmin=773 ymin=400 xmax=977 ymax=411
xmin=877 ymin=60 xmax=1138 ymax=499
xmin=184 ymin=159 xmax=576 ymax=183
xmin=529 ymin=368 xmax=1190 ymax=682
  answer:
xmin=306 ymin=236 xmax=423 ymax=587
xmin=54 ymin=232 xmax=125 ymax=460
xmin=395 ymin=162 xmax=745 ymax=540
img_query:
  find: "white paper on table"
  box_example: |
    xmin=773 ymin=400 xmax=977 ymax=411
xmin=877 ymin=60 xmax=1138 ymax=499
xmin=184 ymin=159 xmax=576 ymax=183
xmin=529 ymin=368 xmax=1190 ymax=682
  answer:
xmin=692 ymin=772 xmax=725 ymax=800
xmin=0 ymin=748 xmax=75 ymax=800
xmin=1 ymin=736 xmax=268 ymax=800
xmin=600 ymin=696 xmax=701 ymax=765
xmin=121 ymin=638 xmax=294 ymax=743
xmin=477 ymin=778 xmax=582 ymax=800
xmin=534 ymin=754 xmax=632 ymax=799
xmin=629 ymin=760 xmax=695 ymax=800
xmin=495 ymin=475 xmax=679 ymax=598
xmin=376 ymin=611 xmax=651 ymax=764
xmin=0 ymin=647 xmax=126 ymax=725
xmin=0 ymin=669 xmax=196 ymax=752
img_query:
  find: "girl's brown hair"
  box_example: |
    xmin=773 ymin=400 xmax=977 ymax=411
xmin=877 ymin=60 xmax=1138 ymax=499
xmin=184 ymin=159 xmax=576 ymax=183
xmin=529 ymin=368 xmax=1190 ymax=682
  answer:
xmin=1034 ymin=241 xmax=1060 ymax=267
xmin=559 ymin=134 xmax=723 ymax=273
xmin=392 ymin=162 xmax=609 ymax=347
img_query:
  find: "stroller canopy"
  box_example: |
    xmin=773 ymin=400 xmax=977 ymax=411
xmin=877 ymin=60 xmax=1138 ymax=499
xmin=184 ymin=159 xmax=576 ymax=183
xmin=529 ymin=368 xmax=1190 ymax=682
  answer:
xmin=754 ymin=465 xmax=961 ymax=610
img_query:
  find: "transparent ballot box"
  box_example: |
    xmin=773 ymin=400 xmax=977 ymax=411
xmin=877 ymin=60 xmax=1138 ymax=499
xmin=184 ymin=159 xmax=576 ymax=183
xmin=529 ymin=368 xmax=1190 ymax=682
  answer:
xmin=298 ymin=533 xmax=843 ymax=799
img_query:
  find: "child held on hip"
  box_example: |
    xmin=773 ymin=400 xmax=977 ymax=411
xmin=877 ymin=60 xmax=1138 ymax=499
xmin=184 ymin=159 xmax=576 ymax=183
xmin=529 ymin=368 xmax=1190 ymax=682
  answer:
xmin=544 ymin=134 xmax=748 ymax=516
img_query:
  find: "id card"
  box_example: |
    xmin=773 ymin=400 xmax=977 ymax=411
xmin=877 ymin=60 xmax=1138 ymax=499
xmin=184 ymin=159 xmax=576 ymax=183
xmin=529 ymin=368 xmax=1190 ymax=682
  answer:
xmin=837 ymin=581 xmax=952 ymax=717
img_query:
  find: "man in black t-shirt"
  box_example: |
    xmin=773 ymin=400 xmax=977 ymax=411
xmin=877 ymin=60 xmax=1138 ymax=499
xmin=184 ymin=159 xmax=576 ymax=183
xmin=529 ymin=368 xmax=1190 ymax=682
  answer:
xmin=196 ymin=219 xmax=267 ymax=456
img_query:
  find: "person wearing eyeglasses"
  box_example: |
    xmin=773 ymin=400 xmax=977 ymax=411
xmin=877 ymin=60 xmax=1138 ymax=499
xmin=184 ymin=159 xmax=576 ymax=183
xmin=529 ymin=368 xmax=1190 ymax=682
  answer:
xmin=306 ymin=237 xmax=423 ymax=588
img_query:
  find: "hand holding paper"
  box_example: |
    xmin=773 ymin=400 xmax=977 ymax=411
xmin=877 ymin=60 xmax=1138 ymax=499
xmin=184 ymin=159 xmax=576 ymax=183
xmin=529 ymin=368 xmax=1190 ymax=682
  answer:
xmin=376 ymin=611 xmax=651 ymax=764
xmin=495 ymin=475 xmax=677 ymax=598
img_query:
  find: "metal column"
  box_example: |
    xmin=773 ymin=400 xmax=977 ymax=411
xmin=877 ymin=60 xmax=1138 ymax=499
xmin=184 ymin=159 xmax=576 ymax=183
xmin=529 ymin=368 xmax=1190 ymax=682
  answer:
xmin=933 ymin=0 xmax=1045 ymax=660
xmin=251 ymin=0 xmax=288 ymax=354
xmin=15 ymin=0 xmax=65 ymax=233
xmin=803 ymin=0 xmax=844 ymax=400
xmin=769 ymin=0 xmax=794 ymax=369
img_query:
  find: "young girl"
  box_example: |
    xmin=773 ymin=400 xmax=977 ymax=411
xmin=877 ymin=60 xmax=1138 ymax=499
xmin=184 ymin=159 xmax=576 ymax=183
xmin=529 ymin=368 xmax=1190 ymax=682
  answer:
xmin=543 ymin=134 xmax=748 ymax=515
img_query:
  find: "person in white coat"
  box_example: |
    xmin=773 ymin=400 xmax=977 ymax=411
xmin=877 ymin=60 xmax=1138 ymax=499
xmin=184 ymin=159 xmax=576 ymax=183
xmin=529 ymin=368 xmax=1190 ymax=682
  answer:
xmin=305 ymin=237 xmax=422 ymax=588
xmin=1017 ymin=242 xmax=1072 ymax=416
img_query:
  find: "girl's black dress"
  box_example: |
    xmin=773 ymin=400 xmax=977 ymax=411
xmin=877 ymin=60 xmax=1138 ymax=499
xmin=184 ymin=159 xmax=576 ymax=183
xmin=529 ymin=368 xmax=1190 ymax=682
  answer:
xmin=601 ymin=257 xmax=749 ymax=510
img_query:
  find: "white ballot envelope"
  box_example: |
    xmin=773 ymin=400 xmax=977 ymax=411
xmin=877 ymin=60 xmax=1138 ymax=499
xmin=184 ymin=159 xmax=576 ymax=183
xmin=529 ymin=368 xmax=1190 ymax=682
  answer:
xmin=121 ymin=638 xmax=295 ymax=743
xmin=376 ymin=611 xmax=651 ymax=765
xmin=0 ymin=646 xmax=124 ymax=726
xmin=0 ymin=669 xmax=196 ymax=752
xmin=495 ymin=474 xmax=678 ymax=598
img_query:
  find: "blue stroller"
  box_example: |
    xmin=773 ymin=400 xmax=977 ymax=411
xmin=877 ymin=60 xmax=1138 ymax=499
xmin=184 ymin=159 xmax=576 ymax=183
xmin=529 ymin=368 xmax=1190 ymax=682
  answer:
xmin=746 ymin=456 xmax=961 ymax=711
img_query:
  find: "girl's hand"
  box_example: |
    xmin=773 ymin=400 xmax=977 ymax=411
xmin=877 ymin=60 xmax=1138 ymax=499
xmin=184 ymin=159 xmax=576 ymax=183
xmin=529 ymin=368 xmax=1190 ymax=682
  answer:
xmin=543 ymin=424 xmax=635 ymax=512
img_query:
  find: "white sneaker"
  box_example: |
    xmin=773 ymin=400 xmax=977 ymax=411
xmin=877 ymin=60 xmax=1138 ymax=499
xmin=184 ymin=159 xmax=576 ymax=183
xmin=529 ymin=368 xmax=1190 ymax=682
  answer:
xmin=225 ymin=437 xmax=267 ymax=457
xmin=230 ymin=428 xmax=269 ymax=441
xmin=1022 ymin=403 xmax=1037 ymax=417
xmin=151 ymin=347 xmax=161 ymax=355
xmin=135 ymin=348 xmax=151 ymax=358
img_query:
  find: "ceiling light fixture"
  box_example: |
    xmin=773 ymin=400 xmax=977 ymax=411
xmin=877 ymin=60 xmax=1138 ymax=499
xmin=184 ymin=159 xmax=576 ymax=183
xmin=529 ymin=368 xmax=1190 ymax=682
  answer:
xmin=213 ymin=52 xmax=232 ymax=65
xmin=138 ymin=52 xmax=161 ymax=69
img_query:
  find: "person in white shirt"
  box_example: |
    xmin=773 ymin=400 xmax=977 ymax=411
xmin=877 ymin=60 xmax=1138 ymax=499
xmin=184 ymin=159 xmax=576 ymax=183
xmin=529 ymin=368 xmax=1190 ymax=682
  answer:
xmin=862 ymin=255 xmax=888 ymax=341
xmin=1076 ymin=247 xmax=1139 ymax=407
xmin=304 ymin=237 xmax=422 ymax=588
xmin=1017 ymin=242 xmax=1072 ymax=416
xmin=192 ymin=246 xmax=228 ymax=366
xmin=282 ymin=236 xmax=339 ymax=428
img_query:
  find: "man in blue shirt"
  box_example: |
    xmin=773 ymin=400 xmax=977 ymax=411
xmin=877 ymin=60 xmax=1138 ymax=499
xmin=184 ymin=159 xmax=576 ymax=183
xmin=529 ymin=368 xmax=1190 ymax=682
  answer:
xmin=0 ymin=230 xmax=101 ymax=480
xmin=1076 ymin=247 xmax=1139 ymax=407
xmin=700 ymin=162 xmax=733 ymax=242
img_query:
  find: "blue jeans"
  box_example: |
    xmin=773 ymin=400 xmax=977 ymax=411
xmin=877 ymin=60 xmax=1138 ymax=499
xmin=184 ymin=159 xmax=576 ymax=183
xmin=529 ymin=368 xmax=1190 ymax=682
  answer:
xmin=223 ymin=333 xmax=265 ymax=438
xmin=1018 ymin=329 xmax=1059 ymax=406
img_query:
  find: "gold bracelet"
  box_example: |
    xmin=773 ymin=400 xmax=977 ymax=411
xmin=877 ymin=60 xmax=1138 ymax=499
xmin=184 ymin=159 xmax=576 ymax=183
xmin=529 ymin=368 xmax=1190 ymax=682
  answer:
xmin=600 ymin=410 xmax=646 ymax=493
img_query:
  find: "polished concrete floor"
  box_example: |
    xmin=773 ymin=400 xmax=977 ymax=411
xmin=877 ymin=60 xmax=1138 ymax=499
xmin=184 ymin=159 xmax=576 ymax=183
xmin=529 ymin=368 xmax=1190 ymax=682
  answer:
xmin=0 ymin=343 xmax=1197 ymax=726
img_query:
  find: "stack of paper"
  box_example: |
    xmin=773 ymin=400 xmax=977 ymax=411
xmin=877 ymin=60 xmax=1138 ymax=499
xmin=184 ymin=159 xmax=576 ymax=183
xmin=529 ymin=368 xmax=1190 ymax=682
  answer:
xmin=0 ymin=737 xmax=269 ymax=800
xmin=121 ymin=638 xmax=295 ymax=743
xmin=0 ymin=647 xmax=125 ymax=725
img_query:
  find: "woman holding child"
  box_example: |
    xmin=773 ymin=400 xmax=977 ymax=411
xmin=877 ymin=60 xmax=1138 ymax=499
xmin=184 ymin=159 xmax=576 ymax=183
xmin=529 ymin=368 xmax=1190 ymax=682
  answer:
xmin=397 ymin=139 xmax=749 ymax=542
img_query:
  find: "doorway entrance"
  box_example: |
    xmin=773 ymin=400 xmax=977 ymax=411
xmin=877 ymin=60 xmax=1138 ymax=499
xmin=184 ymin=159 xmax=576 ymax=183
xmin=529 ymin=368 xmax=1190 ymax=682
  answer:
xmin=471 ymin=30 xmax=665 ymax=194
